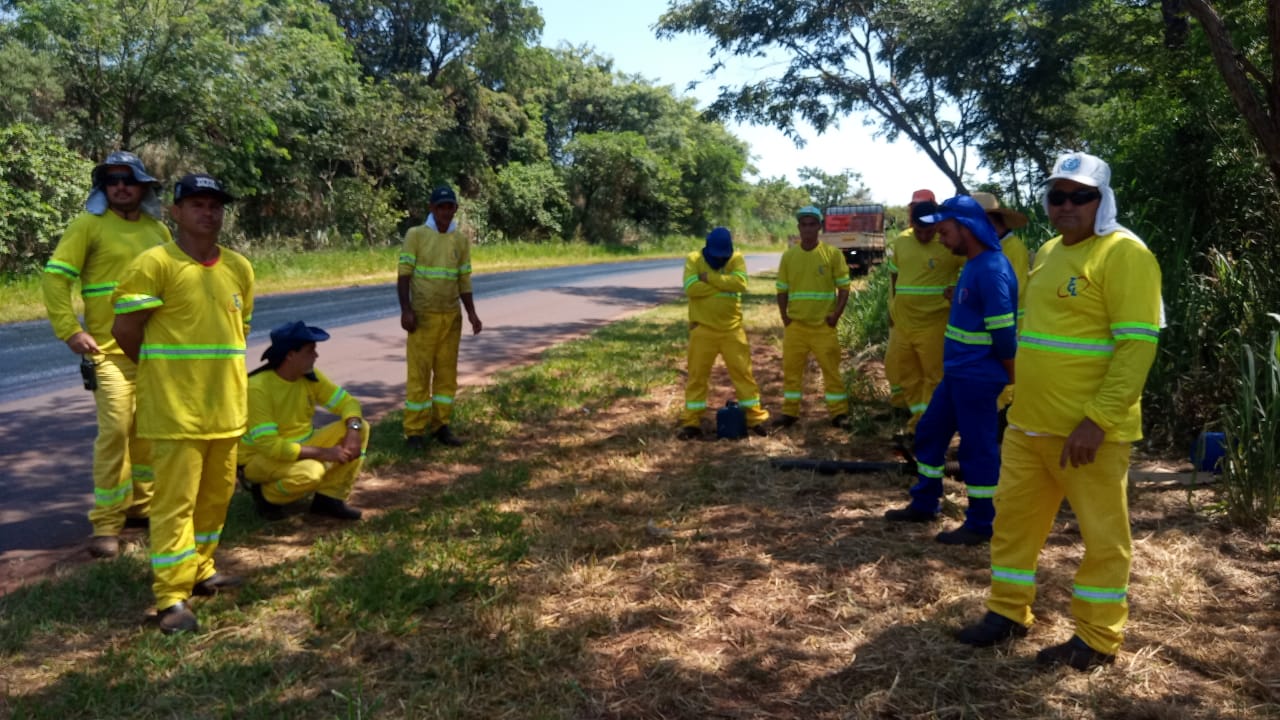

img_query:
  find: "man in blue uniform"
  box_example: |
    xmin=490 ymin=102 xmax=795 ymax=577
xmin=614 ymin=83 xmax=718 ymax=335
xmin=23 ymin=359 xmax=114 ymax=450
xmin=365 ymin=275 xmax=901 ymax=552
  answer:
xmin=883 ymin=195 xmax=1018 ymax=545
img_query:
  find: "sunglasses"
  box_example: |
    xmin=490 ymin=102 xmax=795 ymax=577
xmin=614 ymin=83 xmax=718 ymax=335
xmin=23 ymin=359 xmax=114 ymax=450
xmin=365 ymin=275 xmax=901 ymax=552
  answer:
xmin=102 ymin=173 xmax=141 ymax=187
xmin=1047 ymin=188 xmax=1101 ymax=206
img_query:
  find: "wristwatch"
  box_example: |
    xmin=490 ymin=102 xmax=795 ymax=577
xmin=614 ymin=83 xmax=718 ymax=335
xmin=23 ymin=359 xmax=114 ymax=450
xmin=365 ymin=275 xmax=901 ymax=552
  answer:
xmin=346 ymin=418 xmax=364 ymax=431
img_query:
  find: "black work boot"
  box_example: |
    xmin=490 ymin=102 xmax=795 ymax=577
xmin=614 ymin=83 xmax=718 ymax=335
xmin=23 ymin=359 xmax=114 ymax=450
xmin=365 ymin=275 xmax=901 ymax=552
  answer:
xmin=676 ymin=425 xmax=702 ymax=441
xmin=883 ymin=505 xmax=938 ymax=523
xmin=935 ymin=525 xmax=992 ymax=546
xmin=192 ymin=573 xmax=244 ymax=596
xmin=158 ymin=602 xmax=199 ymax=635
xmin=434 ymin=425 xmax=464 ymax=447
xmin=1035 ymin=636 xmax=1115 ymax=671
xmin=249 ymin=483 xmax=285 ymax=521
xmin=955 ymin=610 xmax=1029 ymax=647
xmin=309 ymin=494 xmax=362 ymax=521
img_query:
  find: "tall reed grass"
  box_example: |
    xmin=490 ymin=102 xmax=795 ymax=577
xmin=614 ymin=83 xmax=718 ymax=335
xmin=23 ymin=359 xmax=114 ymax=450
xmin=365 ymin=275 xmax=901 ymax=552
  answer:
xmin=1216 ymin=325 xmax=1280 ymax=529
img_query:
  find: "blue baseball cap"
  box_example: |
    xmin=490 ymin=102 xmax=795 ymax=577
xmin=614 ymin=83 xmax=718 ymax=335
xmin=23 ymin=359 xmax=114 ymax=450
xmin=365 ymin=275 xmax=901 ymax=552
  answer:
xmin=174 ymin=173 xmax=236 ymax=204
xmin=919 ymin=195 xmax=1000 ymax=250
xmin=796 ymin=205 xmax=823 ymax=221
xmin=430 ymin=185 xmax=458 ymax=205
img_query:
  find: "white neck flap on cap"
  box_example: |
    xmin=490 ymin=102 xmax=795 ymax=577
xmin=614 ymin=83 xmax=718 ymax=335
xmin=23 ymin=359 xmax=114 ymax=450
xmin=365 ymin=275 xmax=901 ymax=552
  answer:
xmin=425 ymin=213 xmax=458 ymax=234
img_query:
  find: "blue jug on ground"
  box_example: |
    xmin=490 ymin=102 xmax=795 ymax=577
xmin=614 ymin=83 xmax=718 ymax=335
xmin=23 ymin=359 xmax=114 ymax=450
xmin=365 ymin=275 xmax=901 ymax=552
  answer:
xmin=717 ymin=401 xmax=747 ymax=440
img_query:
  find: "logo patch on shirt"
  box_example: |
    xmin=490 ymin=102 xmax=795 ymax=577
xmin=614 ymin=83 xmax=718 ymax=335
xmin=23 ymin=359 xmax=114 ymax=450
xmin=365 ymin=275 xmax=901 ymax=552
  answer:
xmin=957 ymin=288 xmax=970 ymax=304
xmin=230 ymin=293 xmax=242 ymax=312
xmin=818 ymin=266 xmax=825 ymax=276
xmin=927 ymin=258 xmax=937 ymax=270
xmin=1057 ymin=276 xmax=1090 ymax=298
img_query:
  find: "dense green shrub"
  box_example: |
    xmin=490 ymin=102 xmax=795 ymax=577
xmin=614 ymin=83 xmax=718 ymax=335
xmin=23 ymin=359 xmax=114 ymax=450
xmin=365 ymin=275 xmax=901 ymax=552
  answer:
xmin=0 ymin=123 xmax=91 ymax=273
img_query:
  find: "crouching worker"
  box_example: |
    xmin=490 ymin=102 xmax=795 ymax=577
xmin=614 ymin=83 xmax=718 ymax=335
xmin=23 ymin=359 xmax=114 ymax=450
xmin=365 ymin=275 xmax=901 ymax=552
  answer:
xmin=239 ymin=321 xmax=369 ymax=521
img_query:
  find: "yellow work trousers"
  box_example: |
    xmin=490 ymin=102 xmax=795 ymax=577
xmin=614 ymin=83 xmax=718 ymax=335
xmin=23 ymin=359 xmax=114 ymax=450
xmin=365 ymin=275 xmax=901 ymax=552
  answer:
xmin=404 ymin=310 xmax=462 ymax=437
xmin=987 ymin=429 xmax=1133 ymax=655
xmin=781 ymin=321 xmax=847 ymax=418
xmin=243 ymin=420 xmax=370 ymax=504
xmin=149 ymin=437 xmax=238 ymax=611
xmin=681 ymin=324 xmax=770 ymax=428
xmin=884 ymin=320 xmax=946 ymax=428
xmin=89 ymin=353 xmax=152 ymax=536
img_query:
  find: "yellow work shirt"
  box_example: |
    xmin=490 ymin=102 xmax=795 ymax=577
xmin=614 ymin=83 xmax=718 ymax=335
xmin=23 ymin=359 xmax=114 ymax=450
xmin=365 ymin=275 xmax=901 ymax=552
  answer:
xmin=776 ymin=242 xmax=850 ymax=325
xmin=398 ymin=225 xmax=473 ymax=314
xmin=113 ymin=243 xmax=255 ymax=440
xmin=1009 ymin=230 xmax=1162 ymax=442
xmin=684 ymin=250 xmax=747 ymax=331
xmin=240 ymin=368 xmax=362 ymax=463
xmin=1000 ymin=231 xmax=1030 ymax=323
xmin=42 ymin=211 xmax=172 ymax=354
xmin=888 ymin=228 xmax=964 ymax=328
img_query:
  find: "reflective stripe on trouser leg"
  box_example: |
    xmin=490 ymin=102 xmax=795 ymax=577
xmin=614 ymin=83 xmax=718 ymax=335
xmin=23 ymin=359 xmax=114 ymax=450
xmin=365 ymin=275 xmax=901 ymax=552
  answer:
xmin=1062 ymin=440 xmax=1133 ymax=655
xmin=954 ymin=378 xmax=1005 ymax=533
xmin=244 ymin=421 xmax=369 ymax=504
xmin=681 ymin=325 xmax=716 ymax=427
xmin=987 ymin=430 xmax=1064 ymax=627
xmin=429 ymin=311 xmax=462 ymax=432
xmin=149 ymin=437 xmax=238 ymax=610
xmin=89 ymin=353 xmax=152 ymax=535
xmin=907 ymin=378 xmax=957 ymax=514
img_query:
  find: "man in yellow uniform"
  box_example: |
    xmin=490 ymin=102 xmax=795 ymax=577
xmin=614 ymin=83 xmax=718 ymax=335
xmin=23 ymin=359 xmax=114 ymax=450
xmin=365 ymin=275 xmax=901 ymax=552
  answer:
xmin=773 ymin=206 xmax=851 ymax=430
xmin=240 ymin=321 xmax=369 ymax=520
xmin=973 ymin=192 xmax=1031 ymax=412
xmin=42 ymin=151 xmax=171 ymax=559
xmin=956 ymin=152 xmax=1162 ymax=671
xmin=884 ymin=189 xmax=964 ymax=429
xmin=398 ymin=185 xmax=482 ymax=450
xmin=112 ymin=173 xmax=254 ymax=635
xmin=678 ymin=227 xmax=769 ymax=439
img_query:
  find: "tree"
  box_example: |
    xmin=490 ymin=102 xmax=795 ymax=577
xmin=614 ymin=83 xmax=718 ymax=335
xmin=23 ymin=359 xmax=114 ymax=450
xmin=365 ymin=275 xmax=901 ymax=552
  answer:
xmin=657 ymin=0 xmax=981 ymax=192
xmin=797 ymin=166 xmax=870 ymax=209
xmin=0 ymin=123 xmax=90 ymax=273
xmin=564 ymin=131 xmax=684 ymax=243
xmin=1180 ymin=0 xmax=1280 ymax=187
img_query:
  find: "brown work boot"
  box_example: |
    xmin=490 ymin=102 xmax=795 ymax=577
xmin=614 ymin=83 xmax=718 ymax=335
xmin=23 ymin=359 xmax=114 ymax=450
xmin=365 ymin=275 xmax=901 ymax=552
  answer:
xmin=88 ymin=535 xmax=119 ymax=559
xmin=157 ymin=602 xmax=199 ymax=635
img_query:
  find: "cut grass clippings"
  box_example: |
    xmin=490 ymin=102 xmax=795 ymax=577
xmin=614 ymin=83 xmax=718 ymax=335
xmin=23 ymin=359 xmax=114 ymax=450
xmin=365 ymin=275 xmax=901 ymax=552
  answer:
xmin=3 ymin=278 xmax=1280 ymax=719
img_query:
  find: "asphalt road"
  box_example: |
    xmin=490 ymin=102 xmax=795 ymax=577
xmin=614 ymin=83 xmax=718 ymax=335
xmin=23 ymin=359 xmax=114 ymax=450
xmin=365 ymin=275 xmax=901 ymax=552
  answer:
xmin=0 ymin=255 xmax=779 ymax=566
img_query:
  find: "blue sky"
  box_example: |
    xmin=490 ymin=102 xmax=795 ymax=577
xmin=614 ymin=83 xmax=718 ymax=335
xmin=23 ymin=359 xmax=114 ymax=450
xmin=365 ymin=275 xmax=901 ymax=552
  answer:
xmin=534 ymin=0 xmax=961 ymax=205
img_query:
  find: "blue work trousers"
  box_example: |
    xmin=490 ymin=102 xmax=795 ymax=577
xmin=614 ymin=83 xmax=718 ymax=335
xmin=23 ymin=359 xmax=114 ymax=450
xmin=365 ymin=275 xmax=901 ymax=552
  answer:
xmin=908 ymin=376 xmax=1005 ymax=533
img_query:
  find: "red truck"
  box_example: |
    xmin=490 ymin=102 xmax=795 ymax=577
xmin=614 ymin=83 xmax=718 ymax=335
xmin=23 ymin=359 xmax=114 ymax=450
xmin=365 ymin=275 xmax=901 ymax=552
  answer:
xmin=820 ymin=204 xmax=886 ymax=276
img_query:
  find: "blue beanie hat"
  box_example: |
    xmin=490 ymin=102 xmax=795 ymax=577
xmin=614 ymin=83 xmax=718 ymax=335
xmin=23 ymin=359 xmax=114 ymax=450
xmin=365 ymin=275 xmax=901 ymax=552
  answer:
xmin=919 ymin=195 xmax=1001 ymax=250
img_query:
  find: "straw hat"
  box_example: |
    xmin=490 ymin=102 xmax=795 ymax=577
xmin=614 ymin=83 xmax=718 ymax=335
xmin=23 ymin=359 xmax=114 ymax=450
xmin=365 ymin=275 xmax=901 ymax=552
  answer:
xmin=971 ymin=192 xmax=1028 ymax=230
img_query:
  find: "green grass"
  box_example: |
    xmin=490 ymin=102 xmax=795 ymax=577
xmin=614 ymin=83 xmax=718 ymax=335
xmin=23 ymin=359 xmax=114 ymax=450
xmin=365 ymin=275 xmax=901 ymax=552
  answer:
xmin=0 ymin=237 xmax=786 ymax=325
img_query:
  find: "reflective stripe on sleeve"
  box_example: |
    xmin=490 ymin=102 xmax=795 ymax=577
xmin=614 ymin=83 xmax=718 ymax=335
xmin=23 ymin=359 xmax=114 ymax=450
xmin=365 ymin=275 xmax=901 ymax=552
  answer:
xmin=1110 ymin=322 xmax=1160 ymax=343
xmin=945 ymin=325 xmax=993 ymax=345
xmin=324 ymin=387 xmax=349 ymax=411
xmin=81 ymin=282 xmax=117 ymax=298
xmin=115 ymin=294 xmax=162 ymax=313
xmin=984 ymin=313 xmax=1015 ymax=330
xmin=44 ymin=259 xmax=81 ymax=278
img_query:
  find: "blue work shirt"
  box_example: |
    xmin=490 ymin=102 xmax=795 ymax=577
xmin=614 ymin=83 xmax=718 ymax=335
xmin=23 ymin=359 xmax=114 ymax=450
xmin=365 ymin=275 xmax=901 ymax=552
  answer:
xmin=942 ymin=249 xmax=1018 ymax=383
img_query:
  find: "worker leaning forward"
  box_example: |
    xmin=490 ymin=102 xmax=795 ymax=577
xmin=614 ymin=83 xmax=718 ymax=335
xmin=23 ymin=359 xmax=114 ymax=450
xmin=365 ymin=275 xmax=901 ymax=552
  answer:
xmin=112 ymin=173 xmax=254 ymax=635
xmin=42 ymin=152 xmax=172 ymax=559
xmin=240 ymin=321 xmax=369 ymax=522
xmin=956 ymin=151 xmax=1162 ymax=671
xmin=884 ymin=189 xmax=964 ymax=431
xmin=973 ymin=191 xmax=1031 ymax=415
xmin=677 ymin=227 xmax=770 ymax=440
xmin=398 ymin=185 xmax=482 ymax=451
xmin=883 ymin=196 xmax=1018 ymax=546
xmin=772 ymin=206 xmax=852 ymax=431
